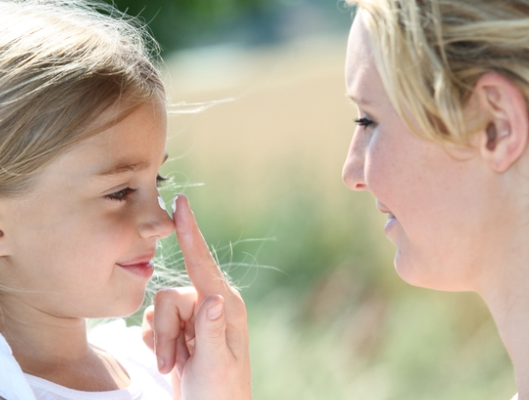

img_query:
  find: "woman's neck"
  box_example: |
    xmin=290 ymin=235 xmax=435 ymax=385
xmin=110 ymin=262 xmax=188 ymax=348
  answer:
xmin=479 ymin=249 xmax=529 ymax=400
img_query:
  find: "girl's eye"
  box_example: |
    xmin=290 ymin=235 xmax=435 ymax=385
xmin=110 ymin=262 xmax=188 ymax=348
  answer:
xmin=156 ymin=174 xmax=168 ymax=188
xmin=106 ymin=187 xmax=136 ymax=202
xmin=106 ymin=174 xmax=167 ymax=202
xmin=354 ymin=117 xmax=375 ymax=128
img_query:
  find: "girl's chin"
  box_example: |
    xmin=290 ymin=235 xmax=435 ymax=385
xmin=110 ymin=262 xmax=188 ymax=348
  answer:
xmin=85 ymin=294 xmax=146 ymax=319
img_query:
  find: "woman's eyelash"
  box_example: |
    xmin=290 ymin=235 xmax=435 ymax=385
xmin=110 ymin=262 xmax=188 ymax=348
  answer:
xmin=354 ymin=117 xmax=375 ymax=128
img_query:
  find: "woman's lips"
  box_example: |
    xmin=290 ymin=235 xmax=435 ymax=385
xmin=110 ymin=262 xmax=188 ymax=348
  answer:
xmin=376 ymin=200 xmax=397 ymax=234
xmin=385 ymin=212 xmax=397 ymax=234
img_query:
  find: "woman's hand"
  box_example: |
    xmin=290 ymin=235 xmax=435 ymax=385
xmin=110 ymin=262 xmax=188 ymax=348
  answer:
xmin=141 ymin=194 xmax=251 ymax=400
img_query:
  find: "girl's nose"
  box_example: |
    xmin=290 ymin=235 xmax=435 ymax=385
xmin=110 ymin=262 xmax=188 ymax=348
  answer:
xmin=138 ymin=195 xmax=174 ymax=239
xmin=342 ymin=128 xmax=369 ymax=191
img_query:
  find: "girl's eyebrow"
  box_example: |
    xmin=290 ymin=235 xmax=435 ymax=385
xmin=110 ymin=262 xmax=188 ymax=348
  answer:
xmin=96 ymin=160 xmax=150 ymax=176
xmin=95 ymin=153 xmax=169 ymax=177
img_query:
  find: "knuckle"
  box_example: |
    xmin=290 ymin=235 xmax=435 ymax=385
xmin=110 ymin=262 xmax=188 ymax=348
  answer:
xmin=154 ymin=287 xmax=196 ymax=305
xmin=228 ymin=289 xmax=247 ymax=313
xmin=142 ymin=306 xmax=155 ymax=323
xmin=205 ymin=328 xmax=225 ymax=345
xmin=179 ymin=286 xmax=197 ymax=294
xmin=154 ymin=288 xmax=175 ymax=303
xmin=142 ymin=329 xmax=154 ymax=345
xmin=143 ymin=304 xmax=155 ymax=315
xmin=228 ymin=285 xmax=244 ymax=301
xmin=141 ymin=325 xmax=153 ymax=338
xmin=227 ymin=324 xmax=248 ymax=347
xmin=154 ymin=332 xmax=170 ymax=351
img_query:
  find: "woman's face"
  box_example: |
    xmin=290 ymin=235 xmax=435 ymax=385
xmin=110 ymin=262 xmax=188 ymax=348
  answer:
xmin=343 ymin=14 xmax=499 ymax=291
xmin=0 ymin=101 xmax=174 ymax=319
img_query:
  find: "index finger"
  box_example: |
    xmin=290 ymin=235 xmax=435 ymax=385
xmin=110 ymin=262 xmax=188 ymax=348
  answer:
xmin=173 ymin=194 xmax=231 ymax=296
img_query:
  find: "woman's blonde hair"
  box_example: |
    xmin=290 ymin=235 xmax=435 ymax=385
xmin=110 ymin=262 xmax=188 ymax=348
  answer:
xmin=0 ymin=0 xmax=164 ymax=195
xmin=350 ymin=0 xmax=529 ymax=144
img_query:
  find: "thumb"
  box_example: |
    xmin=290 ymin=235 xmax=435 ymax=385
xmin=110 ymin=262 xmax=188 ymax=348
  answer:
xmin=194 ymin=294 xmax=227 ymax=356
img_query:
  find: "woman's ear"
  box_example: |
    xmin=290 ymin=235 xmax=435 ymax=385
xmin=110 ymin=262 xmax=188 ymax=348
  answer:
xmin=473 ymin=72 xmax=529 ymax=172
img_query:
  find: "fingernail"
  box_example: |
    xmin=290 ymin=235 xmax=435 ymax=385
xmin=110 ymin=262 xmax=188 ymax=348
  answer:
xmin=158 ymin=357 xmax=165 ymax=372
xmin=172 ymin=195 xmax=179 ymax=214
xmin=207 ymin=303 xmax=224 ymax=320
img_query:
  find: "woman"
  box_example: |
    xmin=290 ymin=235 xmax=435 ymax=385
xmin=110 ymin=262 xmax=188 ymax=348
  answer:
xmin=343 ymin=1 xmax=529 ymax=399
xmin=147 ymin=0 xmax=529 ymax=399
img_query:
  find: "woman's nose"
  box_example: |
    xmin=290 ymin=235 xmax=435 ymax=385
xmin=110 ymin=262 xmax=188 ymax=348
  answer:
xmin=138 ymin=194 xmax=174 ymax=239
xmin=342 ymin=128 xmax=369 ymax=191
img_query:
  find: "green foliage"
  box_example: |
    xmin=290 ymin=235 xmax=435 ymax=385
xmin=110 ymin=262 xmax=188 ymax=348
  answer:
xmin=103 ymin=0 xmax=278 ymax=51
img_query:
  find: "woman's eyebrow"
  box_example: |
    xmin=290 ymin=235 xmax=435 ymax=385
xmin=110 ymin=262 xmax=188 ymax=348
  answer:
xmin=348 ymin=94 xmax=373 ymax=106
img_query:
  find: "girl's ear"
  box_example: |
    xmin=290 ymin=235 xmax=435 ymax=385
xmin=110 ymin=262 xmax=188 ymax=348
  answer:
xmin=0 ymin=225 xmax=9 ymax=258
xmin=0 ymin=206 xmax=11 ymax=258
xmin=473 ymin=72 xmax=529 ymax=172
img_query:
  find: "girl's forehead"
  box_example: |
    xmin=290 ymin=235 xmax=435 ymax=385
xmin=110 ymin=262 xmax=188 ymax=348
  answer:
xmin=55 ymin=102 xmax=167 ymax=179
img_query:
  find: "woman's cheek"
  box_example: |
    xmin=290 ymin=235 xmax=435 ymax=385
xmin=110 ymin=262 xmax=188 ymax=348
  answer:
xmin=365 ymin=142 xmax=395 ymax=199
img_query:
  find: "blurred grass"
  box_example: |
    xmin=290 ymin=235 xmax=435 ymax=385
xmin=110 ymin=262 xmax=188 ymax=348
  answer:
xmin=153 ymin=36 xmax=516 ymax=399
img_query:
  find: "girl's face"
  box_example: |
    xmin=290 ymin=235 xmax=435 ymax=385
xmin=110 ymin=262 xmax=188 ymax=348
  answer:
xmin=343 ymin=15 xmax=499 ymax=291
xmin=0 ymin=101 xmax=174 ymax=318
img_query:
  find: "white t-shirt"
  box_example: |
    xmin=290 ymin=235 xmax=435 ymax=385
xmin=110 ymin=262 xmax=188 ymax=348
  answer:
xmin=2 ymin=319 xmax=173 ymax=400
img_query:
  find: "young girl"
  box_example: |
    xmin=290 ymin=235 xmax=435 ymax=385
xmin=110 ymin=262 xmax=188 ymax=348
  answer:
xmin=0 ymin=1 xmax=250 ymax=399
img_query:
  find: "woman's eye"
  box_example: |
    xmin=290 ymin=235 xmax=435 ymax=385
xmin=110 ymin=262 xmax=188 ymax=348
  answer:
xmin=106 ymin=187 xmax=136 ymax=202
xmin=156 ymin=174 xmax=168 ymax=188
xmin=354 ymin=117 xmax=375 ymax=128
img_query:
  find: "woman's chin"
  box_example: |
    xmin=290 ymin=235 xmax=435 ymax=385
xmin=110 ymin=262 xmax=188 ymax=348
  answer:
xmin=394 ymin=248 xmax=442 ymax=289
xmin=394 ymin=250 xmax=470 ymax=292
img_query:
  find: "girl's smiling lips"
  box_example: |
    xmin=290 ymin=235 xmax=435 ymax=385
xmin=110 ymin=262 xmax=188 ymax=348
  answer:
xmin=116 ymin=252 xmax=156 ymax=278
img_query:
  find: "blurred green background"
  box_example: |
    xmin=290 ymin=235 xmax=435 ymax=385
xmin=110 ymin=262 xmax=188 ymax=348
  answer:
xmin=109 ymin=0 xmax=516 ymax=398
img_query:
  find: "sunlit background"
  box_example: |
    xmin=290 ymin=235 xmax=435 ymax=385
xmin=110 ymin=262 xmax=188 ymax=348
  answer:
xmin=107 ymin=0 xmax=516 ymax=398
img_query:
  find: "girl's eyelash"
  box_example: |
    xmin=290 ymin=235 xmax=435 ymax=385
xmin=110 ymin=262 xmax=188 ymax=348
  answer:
xmin=106 ymin=187 xmax=136 ymax=202
xmin=156 ymin=174 xmax=168 ymax=187
xmin=354 ymin=117 xmax=375 ymax=128
xmin=106 ymin=174 xmax=167 ymax=202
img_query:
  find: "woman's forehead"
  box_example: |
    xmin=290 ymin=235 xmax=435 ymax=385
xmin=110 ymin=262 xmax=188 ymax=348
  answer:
xmin=345 ymin=15 xmax=383 ymax=108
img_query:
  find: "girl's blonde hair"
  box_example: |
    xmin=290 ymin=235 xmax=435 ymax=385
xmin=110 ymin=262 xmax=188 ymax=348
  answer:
xmin=0 ymin=0 xmax=164 ymax=195
xmin=350 ymin=0 xmax=529 ymax=144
